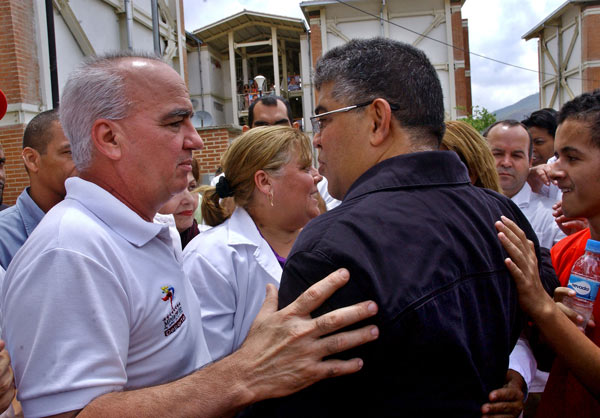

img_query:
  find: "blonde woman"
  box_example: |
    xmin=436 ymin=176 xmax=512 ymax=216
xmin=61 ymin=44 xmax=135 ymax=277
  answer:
xmin=182 ymin=126 xmax=322 ymax=360
xmin=441 ymin=120 xmax=502 ymax=193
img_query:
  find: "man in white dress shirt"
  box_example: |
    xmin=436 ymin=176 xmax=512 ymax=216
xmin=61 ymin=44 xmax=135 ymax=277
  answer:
xmin=484 ymin=120 xmax=565 ymax=249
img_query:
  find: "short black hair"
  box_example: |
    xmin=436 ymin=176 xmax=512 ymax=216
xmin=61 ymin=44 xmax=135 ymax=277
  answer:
xmin=314 ymin=37 xmax=445 ymax=147
xmin=248 ymin=96 xmax=293 ymax=128
xmin=558 ymin=89 xmax=600 ymax=149
xmin=482 ymin=119 xmax=533 ymax=159
xmin=522 ymin=108 xmax=558 ymax=137
xmin=23 ymin=109 xmax=61 ymax=154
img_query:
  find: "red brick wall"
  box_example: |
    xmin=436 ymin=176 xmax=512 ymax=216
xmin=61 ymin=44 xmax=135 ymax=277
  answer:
xmin=451 ymin=8 xmax=468 ymax=117
xmin=0 ymin=126 xmax=27 ymax=204
xmin=309 ymin=11 xmax=322 ymax=71
xmin=0 ymin=0 xmax=40 ymax=205
xmin=462 ymin=19 xmax=472 ymax=115
xmin=194 ymin=127 xmax=239 ymax=179
xmin=582 ymin=5 xmax=600 ymax=92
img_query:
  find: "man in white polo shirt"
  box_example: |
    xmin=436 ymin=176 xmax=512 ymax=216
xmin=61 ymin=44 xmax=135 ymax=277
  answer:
xmin=1 ymin=52 xmax=379 ymax=417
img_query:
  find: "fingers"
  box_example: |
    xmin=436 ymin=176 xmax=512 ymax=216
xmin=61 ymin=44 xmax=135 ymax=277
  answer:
xmin=252 ymin=284 xmax=280 ymax=323
xmin=495 ymin=217 xmax=536 ymax=268
xmin=0 ymin=349 xmax=14 ymax=414
xmin=310 ymin=358 xmax=365 ymax=381
xmin=313 ymin=300 xmax=379 ymax=340
xmin=556 ymin=302 xmax=586 ymax=329
xmin=481 ymin=386 xmax=524 ymax=418
xmin=286 ymin=269 xmax=350 ymax=316
xmin=553 ymin=286 xmax=575 ymax=303
xmin=554 ymin=287 xmax=585 ymax=327
xmin=315 ymin=319 xmax=379 ymax=357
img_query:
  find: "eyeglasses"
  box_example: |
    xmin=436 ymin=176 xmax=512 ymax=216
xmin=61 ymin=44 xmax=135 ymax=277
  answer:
xmin=310 ymin=100 xmax=400 ymax=134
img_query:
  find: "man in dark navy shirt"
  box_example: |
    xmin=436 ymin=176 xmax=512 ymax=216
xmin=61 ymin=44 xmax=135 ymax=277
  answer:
xmin=243 ymin=38 xmax=540 ymax=418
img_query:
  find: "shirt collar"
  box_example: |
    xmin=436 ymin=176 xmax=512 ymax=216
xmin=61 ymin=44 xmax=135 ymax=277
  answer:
xmin=344 ymin=151 xmax=471 ymax=201
xmin=16 ymin=187 xmax=45 ymax=236
xmin=64 ymin=177 xmax=166 ymax=247
xmin=227 ymin=207 xmax=263 ymax=247
xmin=510 ymin=182 xmax=532 ymax=209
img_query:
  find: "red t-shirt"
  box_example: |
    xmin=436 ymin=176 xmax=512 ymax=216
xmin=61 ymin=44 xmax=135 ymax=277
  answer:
xmin=535 ymin=229 xmax=600 ymax=417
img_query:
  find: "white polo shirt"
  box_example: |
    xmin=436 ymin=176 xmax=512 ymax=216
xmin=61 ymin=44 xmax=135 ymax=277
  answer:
xmin=2 ymin=178 xmax=211 ymax=417
xmin=511 ymin=182 xmax=565 ymax=249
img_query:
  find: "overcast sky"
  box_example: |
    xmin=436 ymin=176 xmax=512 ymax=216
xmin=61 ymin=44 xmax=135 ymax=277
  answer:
xmin=183 ymin=0 xmax=566 ymax=112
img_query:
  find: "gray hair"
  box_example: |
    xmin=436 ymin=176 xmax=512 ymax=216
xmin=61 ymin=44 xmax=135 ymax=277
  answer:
xmin=59 ymin=51 xmax=163 ymax=171
xmin=314 ymin=37 xmax=445 ymax=147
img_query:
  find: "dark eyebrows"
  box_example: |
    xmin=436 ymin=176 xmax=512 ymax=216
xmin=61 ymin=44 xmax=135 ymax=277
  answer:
xmin=161 ymin=108 xmax=193 ymax=121
xmin=559 ymin=146 xmax=582 ymax=155
xmin=315 ymin=105 xmax=327 ymax=115
xmin=57 ymin=143 xmax=72 ymax=152
xmin=253 ymin=118 xmax=291 ymax=127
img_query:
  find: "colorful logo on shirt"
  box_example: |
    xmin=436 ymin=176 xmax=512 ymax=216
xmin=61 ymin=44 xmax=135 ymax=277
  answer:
xmin=161 ymin=285 xmax=186 ymax=337
xmin=161 ymin=285 xmax=175 ymax=309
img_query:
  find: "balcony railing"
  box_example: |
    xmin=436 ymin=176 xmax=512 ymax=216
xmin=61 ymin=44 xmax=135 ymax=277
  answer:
xmin=237 ymin=91 xmax=277 ymax=112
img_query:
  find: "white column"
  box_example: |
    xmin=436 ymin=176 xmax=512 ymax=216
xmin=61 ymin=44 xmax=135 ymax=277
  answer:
xmin=242 ymin=47 xmax=249 ymax=85
xmin=444 ymin=0 xmax=457 ymax=119
xmin=272 ymin=26 xmax=280 ymax=96
xmin=320 ymin=8 xmax=328 ymax=53
xmin=281 ymin=40 xmax=288 ymax=93
xmin=228 ymin=31 xmax=238 ymax=125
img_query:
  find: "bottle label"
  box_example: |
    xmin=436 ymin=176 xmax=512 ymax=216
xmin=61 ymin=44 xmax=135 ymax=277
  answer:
xmin=567 ymin=274 xmax=600 ymax=302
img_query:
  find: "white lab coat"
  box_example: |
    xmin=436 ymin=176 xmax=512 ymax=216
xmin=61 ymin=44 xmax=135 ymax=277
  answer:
xmin=182 ymin=207 xmax=282 ymax=360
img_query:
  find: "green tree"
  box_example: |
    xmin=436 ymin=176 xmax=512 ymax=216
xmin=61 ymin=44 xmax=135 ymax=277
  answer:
xmin=462 ymin=106 xmax=497 ymax=133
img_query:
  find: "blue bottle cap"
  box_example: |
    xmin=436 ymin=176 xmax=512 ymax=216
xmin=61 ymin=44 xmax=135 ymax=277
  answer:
xmin=585 ymin=239 xmax=600 ymax=254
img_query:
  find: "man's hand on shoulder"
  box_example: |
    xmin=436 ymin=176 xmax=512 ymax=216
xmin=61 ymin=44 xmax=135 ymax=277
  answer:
xmin=230 ymin=268 xmax=379 ymax=404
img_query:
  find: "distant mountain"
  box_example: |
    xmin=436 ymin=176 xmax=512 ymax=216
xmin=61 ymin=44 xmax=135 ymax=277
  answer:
xmin=492 ymin=93 xmax=540 ymax=121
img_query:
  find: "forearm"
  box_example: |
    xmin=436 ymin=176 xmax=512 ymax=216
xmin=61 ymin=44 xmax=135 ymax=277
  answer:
xmin=534 ymin=300 xmax=600 ymax=398
xmin=80 ymin=356 xmax=253 ymax=418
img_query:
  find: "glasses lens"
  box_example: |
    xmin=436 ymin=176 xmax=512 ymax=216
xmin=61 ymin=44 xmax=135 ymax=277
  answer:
xmin=311 ymin=118 xmax=320 ymax=134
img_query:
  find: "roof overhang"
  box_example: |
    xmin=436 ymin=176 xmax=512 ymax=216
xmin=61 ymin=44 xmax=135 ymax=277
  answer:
xmin=191 ymin=10 xmax=307 ymax=55
xmin=523 ymin=0 xmax=600 ymax=40
xmin=300 ymin=0 xmax=466 ymax=23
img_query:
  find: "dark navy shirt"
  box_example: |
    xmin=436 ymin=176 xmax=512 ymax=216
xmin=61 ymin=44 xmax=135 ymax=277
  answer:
xmin=243 ymin=151 xmax=538 ymax=418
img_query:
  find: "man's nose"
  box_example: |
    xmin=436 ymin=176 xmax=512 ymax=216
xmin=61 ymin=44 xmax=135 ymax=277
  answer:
xmin=312 ymin=131 xmax=321 ymax=148
xmin=311 ymin=167 xmax=323 ymax=183
xmin=499 ymin=155 xmax=512 ymax=167
xmin=184 ymin=120 xmax=204 ymax=150
xmin=549 ymin=159 xmax=564 ymax=181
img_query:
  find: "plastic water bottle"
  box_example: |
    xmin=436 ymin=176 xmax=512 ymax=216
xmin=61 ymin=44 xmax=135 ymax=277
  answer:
xmin=564 ymin=239 xmax=600 ymax=329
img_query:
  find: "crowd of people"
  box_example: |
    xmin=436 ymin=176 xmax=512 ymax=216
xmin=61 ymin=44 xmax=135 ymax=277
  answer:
xmin=0 ymin=37 xmax=598 ymax=417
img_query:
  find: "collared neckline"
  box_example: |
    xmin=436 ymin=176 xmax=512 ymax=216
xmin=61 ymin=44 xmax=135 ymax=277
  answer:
xmin=64 ymin=177 xmax=166 ymax=247
xmin=226 ymin=206 xmax=282 ymax=282
xmin=226 ymin=206 xmax=263 ymax=247
xmin=344 ymin=151 xmax=471 ymax=202
xmin=16 ymin=187 xmax=45 ymax=236
xmin=510 ymin=182 xmax=532 ymax=209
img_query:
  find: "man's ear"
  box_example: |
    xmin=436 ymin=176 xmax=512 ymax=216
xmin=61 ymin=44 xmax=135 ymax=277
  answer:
xmin=368 ymin=98 xmax=392 ymax=147
xmin=292 ymin=121 xmax=300 ymax=130
xmin=242 ymin=125 xmax=251 ymax=133
xmin=22 ymin=147 xmax=41 ymax=173
xmin=91 ymin=119 xmax=123 ymax=161
xmin=254 ymin=169 xmax=272 ymax=196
